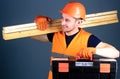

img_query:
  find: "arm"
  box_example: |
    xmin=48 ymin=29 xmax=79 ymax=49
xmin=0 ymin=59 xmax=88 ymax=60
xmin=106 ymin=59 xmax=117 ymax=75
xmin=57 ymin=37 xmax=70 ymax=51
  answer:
xmin=31 ymin=15 xmax=52 ymax=42
xmin=31 ymin=34 xmax=50 ymax=42
xmin=76 ymin=35 xmax=119 ymax=60
xmin=96 ymin=42 xmax=119 ymax=58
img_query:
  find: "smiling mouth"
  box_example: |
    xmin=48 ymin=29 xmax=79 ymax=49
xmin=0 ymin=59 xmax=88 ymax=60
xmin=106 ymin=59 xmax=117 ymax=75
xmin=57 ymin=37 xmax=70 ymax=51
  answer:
xmin=62 ymin=25 xmax=68 ymax=29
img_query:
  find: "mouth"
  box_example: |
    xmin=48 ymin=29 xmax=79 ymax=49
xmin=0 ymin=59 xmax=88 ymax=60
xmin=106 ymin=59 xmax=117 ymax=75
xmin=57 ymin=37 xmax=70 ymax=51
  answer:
xmin=62 ymin=25 xmax=68 ymax=29
xmin=61 ymin=25 xmax=69 ymax=32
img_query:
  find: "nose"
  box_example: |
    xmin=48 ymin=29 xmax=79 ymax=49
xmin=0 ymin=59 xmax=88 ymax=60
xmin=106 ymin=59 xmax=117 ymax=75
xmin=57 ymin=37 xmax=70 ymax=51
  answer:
xmin=61 ymin=19 xmax=66 ymax=26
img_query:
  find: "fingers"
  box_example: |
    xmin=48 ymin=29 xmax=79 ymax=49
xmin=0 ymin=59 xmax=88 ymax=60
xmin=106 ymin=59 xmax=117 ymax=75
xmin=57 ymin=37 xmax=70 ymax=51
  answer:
xmin=40 ymin=18 xmax=47 ymax=30
xmin=35 ymin=16 xmax=50 ymax=30
xmin=76 ymin=48 xmax=93 ymax=60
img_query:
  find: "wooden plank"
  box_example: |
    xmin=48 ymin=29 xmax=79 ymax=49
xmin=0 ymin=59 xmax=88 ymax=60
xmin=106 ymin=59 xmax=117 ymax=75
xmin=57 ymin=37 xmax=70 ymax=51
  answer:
xmin=2 ymin=26 xmax=62 ymax=40
xmin=3 ymin=23 xmax=36 ymax=33
xmin=3 ymin=10 xmax=117 ymax=33
xmin=2 ymin=10 xmax=119 ymax=40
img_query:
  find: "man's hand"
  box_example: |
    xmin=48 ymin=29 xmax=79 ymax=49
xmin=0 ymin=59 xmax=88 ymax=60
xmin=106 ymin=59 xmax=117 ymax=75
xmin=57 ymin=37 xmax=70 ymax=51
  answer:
xmin=34 ymin=15 xmax=52 ymax=30
xmin=76 ymin=47 xmax=96 ymax=60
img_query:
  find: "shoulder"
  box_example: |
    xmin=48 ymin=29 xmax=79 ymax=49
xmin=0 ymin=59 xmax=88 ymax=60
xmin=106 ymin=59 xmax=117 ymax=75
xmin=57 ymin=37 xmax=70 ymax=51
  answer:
xmin=47 ymin=33 xmax=54 ymax=42
xmin=80 ymin=29 xmax=91 ymax=35
xmin=88 ymin=35 xmax=101 ymax=47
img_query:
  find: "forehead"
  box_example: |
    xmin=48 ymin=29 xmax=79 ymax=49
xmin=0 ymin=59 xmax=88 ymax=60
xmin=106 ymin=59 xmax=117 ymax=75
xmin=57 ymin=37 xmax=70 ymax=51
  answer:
xmin=62 ymin=13 xmax=74 ymax=19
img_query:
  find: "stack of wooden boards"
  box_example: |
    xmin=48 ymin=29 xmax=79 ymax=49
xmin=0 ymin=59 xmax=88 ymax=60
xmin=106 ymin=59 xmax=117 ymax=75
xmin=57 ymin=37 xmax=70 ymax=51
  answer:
xmin=2 ymin=10 xmax=119 ymax=40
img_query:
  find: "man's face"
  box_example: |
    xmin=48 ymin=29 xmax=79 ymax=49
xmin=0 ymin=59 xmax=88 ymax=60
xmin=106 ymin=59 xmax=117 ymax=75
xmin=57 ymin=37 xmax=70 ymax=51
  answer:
xmin=61 ymin=13 xmax=77 ymax=33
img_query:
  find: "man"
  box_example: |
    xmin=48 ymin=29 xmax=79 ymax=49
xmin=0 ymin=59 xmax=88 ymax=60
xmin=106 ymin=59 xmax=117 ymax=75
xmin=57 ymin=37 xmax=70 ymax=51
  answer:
xmin=31 ymin=1 xmax=119 ymax=79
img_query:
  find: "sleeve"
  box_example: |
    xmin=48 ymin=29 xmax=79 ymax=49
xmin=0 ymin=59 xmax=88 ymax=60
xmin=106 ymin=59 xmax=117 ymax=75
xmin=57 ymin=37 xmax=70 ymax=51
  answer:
xmin=47 ymin=33 xmax=54 ymax=42
xmin=87 ymin=35 xmax=101 ymax=47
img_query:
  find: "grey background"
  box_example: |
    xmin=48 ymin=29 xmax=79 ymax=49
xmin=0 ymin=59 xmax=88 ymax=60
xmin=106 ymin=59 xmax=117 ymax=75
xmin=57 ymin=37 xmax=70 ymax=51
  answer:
xmin=0 ymin=0 xmax=120 ymax=79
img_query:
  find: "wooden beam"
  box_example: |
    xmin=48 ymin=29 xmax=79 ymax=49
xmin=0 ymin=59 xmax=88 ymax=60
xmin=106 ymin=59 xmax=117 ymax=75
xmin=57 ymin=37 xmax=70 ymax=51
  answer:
xmin=2 ymin=10 xmax=119 ymax=40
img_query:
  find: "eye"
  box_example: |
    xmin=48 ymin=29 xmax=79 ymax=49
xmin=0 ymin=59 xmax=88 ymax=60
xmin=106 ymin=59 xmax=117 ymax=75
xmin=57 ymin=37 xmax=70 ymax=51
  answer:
xmin=61 ymin=18 xmax=70 ymax=22
xmin=61 ymin=16 xmax=71 ymax=23
xmin=65 ymin=18 xmax=70 ymax=22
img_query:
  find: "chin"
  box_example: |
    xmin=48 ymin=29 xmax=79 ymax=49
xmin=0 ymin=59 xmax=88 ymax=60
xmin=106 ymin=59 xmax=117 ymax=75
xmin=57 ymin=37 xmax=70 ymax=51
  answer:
xmin=62 ymin=29 xmax=68 ymax=32
xmin=62 ymin=27 xmax=71 ymax=33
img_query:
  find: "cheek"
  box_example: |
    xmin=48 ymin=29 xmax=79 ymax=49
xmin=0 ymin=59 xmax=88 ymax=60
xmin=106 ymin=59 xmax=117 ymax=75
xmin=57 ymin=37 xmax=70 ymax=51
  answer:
xmin=67 ymin=22 xmax=75 ymax=28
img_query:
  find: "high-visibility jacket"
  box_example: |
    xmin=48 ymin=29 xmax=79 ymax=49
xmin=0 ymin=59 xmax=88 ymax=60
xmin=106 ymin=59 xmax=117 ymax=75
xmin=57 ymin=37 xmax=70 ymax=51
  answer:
xmin=48 ymin=29 xmax=91 ymax=79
